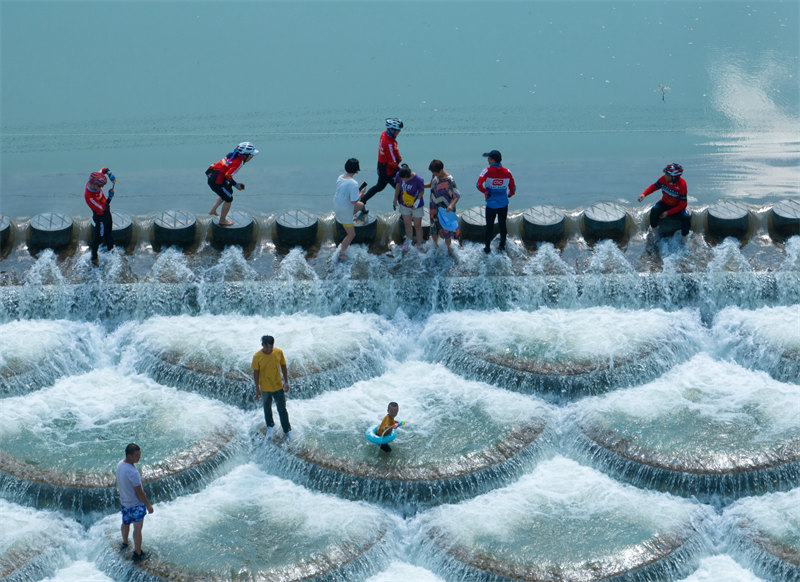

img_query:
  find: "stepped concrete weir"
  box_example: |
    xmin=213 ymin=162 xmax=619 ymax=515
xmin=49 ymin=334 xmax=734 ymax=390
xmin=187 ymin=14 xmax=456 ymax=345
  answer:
xmin=423 ymin=308 xmax=705 ymax=401
xmin=707 ymin=199 xmax=750 ymax=239
xmin=139 ymin=349 xmax=383 ymax=407
xmin=1 ymin=200 xmax=798 ymax=256
xmin=0 ymin=370 xmax=245 ymax=513
xmin=92 ymin=464 xmax=393 ymax=582
xmin=570 ymin=354 xmax=800 ymax=502
xmin=0 ymin=499 xmax=81 ymax=581
xmin=411 ymin=457 xmax=712 ymax=582
xmin=724 ymin=488 xmax=800 ymax=581
xmin=28 ymin=212 xmax=73 ymax=250
xmin=522 ymin=204 xmax=566 ymax=242
xmin=0 ymin=434 xmax=237 ymax=514
xmin=582 ymin=200 xmax=627 ymax=241
xmin=276 ymin=208 xmax=318 ymax=247
xmin=0 ymin=320 xmax=105 ymax=396
xmin=210 ymin=210 xmax=254 ymax=247
xmin=772 ymin=198 xmax=800 ymax=237
xmin=152 ymin=209 xmax=196 ymax=248
xmin=126 ymin=313 xmax=396 ymax=407
xmin=257 ymin=362 xmax=549 ymax=513
xmin=712 ymin=306 xmax=800 ymax=384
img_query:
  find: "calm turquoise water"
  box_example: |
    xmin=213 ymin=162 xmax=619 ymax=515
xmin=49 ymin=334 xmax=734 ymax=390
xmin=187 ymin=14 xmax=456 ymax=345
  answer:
xmin=1 ymin=1 xmax=798 ymax=217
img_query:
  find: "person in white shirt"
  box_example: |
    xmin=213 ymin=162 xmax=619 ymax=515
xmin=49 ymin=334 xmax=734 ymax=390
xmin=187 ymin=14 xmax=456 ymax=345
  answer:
xmin=333 ymin=158 xmax=367 ymax=260
xmin=115 ymin=443 xmax=154 ymax=562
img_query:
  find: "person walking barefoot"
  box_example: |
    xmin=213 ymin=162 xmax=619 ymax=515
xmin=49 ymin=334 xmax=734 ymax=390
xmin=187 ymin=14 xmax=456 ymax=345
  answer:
xmin=334 ymin=158 xmax=366 ymax=260
xmin=206 ymin=142 xmax=258 ymax=226
xmin=116 ymin=443 xmax=154 ymax=562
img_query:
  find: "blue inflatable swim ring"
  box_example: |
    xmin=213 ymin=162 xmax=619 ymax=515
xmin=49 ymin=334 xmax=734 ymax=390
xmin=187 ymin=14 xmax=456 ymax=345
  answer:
xmin=365 ymin=425 xmax=397 ymax=445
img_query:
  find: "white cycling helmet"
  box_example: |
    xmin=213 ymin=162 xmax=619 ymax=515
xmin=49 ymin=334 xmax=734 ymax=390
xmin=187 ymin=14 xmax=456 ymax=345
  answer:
xmin=385 ymin=118 xmax=404 ymax=131
xmin=236 ymin=142 xmax=259 ymax=156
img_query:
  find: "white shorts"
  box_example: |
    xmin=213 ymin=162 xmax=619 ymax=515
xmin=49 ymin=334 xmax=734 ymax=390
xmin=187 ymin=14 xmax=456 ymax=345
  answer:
xmin=399 ymin=205 xmax=424 ymax=218
xmin=334 ymin=203 xmax=355 ymax=226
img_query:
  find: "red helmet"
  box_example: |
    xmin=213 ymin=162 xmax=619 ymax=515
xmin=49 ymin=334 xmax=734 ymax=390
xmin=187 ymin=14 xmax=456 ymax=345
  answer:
xmin=89 ymin=171 xmax=107 ymax=186
xmin=663 ymin=163 xmax=683 ymax=177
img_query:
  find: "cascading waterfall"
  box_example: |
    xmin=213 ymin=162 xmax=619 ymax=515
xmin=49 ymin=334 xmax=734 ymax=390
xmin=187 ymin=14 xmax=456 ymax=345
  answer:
xmin=0 ymin=235 xmax=798 ymax=581
xmin=0 ymin=369 xmax=247 ymax=515
xmin=255 ymin=361 xmax=550 ymax=513
xmin=567 ymin=353 xmax=800 ymax=503
xmin=88 ymin=464 xmax=393 ymax=582
xmin=1 ymin=239 xmax=797 ymax=322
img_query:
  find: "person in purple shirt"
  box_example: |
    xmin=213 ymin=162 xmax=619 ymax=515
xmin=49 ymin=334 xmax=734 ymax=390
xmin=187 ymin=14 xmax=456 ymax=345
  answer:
xmin=393 ymin=163 xmax=426 ymax=251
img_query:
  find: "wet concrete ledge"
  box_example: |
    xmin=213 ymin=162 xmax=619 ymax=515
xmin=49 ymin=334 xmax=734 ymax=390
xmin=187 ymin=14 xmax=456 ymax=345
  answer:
xmin=0 ymin=359 xmax=97 ymax=397
xmin=426 ymin=521 xmax=707 ymax=582
xmin=0 ymin=544 xmax=60 ymax=582
xmin=3 ymin=199 xmax=798 ymax=255
xmin=573 ymin=424 xmax=800 ymax=502
xmin=727 ymin=524 xmax=800 ymax=581
xmin=1 ymin=362 xmax=53 ymax=397
xmin=432 ymin=339 xmax=682 ymax=403
xmin=98 ymin=528 xmax=389 ymax=582
xmin=0 ymin=431 xmax=238 ymax=513
xmin=724 ymin=343 xmax=800 ymax=386
xmin=259 ymin=421 xmax=547 ymax=514
xmin=134 ymin=349 xmax=386 ymax=408
xmin=0 ymin=271 xmax=797 ymax=325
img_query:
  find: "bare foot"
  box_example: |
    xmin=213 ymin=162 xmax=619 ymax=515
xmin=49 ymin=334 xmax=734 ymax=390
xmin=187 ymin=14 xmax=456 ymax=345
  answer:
xmin=219 ymin=220 xmax=235 ymax=227
xmin=208 ymin=210 xmax=219 ymax=216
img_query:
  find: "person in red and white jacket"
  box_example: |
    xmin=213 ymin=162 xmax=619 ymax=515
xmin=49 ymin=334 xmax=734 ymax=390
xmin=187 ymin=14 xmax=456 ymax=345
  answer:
xmin=84 ymin=167 xmax=115 ymax=265
xmin=360 ymin=118 xmax=403 ymax=213
xmin=206 ymin=142 xmax=258 ymax=226
xmin=477 ymin=150 xmax=516 ymax=253
xmin=637 ymin=163 xmax=691 ymax=237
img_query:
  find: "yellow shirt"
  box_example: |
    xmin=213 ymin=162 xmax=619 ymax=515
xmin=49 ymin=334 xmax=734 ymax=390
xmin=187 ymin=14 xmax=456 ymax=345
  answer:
xmin=377 ymin=414 xmax=395 ymax=437
xmin=251 ymin=348 xmax=286 ymax=393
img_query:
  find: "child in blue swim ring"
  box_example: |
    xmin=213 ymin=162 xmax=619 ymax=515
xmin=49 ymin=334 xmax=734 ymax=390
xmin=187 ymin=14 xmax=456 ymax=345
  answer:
xmin=366 ymin=402 xmax=400 ymax=453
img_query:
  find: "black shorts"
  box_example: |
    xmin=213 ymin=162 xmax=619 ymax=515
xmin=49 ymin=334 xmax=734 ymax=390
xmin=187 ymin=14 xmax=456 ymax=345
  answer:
xmin=208 ymin=176 xmax=233 ymax=202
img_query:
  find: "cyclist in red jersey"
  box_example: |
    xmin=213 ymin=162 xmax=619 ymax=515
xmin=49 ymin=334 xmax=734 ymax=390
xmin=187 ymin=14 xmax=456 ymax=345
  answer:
xmin=638 ymin=163 xmax=691 ymax=237
xmin=84 ymin=167 xmax=115 ymax=265
xmin=359 ymin=118 xmax=403 ymax=214
xmin=206 ymin=142 xmax=258 ymax=226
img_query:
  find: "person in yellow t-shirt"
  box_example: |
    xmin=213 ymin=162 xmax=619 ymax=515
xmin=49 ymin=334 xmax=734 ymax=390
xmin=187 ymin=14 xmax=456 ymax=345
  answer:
xmin=251 ymin=335 xmax=291 ymax=439
xmin=376 ymin=401 xmax=399 ymax=453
